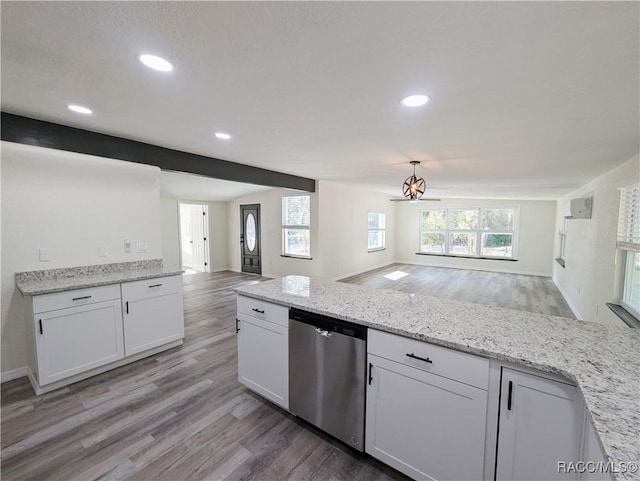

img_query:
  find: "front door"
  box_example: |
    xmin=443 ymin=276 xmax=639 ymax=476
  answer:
xmin=240 ymin=204 xmax=261 ymax=274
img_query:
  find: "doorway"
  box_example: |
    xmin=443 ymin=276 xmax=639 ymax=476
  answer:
xmin=179 ymin=203 xmax=209 ymax=273
xmin=240 ymin=204 xmax=261 ymax=274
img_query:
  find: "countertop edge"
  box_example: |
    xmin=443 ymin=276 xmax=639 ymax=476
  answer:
xmin=17 ymin=270 xmax=184 ymax=296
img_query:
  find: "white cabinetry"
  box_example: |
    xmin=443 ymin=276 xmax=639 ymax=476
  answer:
xmin=121 ymin=275 xmax=185 ymax=356
xmin=31 ymin=285 xmax=124 ymax=386
xmin=366 ymin=329 xmax=489 ymax=481
xmin=496 ymin=368 xmax=584 ymax=481
xmin=236 ymin=295 xmax=289 ymax=410
xmin=579 ymin=409 xmax=608 ymax=481
xmin=25 ymin=275 xmax=185 ymax=394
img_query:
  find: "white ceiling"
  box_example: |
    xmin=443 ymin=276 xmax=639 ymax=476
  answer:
xmin=160 ymin=171 xmax=271 ymax=202
xmin=1 ymin=2 xmax=638 ymax=200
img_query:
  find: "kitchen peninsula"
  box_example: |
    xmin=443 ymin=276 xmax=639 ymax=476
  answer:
xmin=236 ymin=275 xmax=640 ymax=481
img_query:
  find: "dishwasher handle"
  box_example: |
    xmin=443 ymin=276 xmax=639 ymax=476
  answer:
xmin=314 ymin=327 xmax=334 ymax=337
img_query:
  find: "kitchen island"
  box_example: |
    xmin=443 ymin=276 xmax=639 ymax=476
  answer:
xmin=236 ymin=275 xmax=640 ymax=481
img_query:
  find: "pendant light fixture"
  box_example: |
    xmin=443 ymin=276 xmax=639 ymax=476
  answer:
xmin=403 ymin=161 xmax=426 ymax=200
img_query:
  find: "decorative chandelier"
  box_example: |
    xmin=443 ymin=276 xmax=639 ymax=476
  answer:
xmin=402 ymin=161 xmax=426 ymax=200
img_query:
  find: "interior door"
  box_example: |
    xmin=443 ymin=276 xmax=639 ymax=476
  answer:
xmin=179 ymin=204 xmax=208 ymax=272
xmin=240 ymin=204 xmax=261 ymax=274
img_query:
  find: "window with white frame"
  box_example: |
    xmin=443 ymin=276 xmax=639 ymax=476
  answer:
xmin=419 ymin=207 xmax=517 ymax=259
xmin=617 ymin=184 xmax=640 ymax=319
xmin=368 ymin=212 xmax=386 ymax=251
xmin=282 ymin=195 xmax=311 ymax=257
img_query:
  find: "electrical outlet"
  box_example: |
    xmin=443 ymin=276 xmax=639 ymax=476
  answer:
xmin=98 ymin=245 xmax=108 ymax=257
xmin=39 ymin=248 xmax=52 ymax=262
xmin=136 ymin=242 xmax=149 ymax=253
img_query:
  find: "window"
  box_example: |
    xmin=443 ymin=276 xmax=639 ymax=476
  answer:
xmin=617 ymin=184 xmax=640 ymax=319
xmin=282 ymin=195 xmax=311 ymax=257
xmin=368 ymin=212 xmax=386 ymax=251
xmin=419 ymin=207 xmax=517 ymax=259
xmin=556 ymin=218 xmax=568 ymax=267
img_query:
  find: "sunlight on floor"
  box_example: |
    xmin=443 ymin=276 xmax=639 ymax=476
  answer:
xmin=383 ymin=271 xmax=409 ymax=281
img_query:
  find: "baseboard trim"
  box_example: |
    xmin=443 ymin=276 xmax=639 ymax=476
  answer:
xmin=552 ymin=277 xmax=582 ymax=320
xmin=330 ymin=262 xmax=396 ymax=281
xmin=1 ymin=366 xmax=29 ymax=383
xmin=397 ymin=259 xmax=552 ymax=278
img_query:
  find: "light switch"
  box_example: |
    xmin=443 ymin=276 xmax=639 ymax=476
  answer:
xmin=39 ymin=248 xmax=52 ymax=262
xmin=98 ymin=245 xmax=108 ymax=257
xmin=136 ymin=242 xmax=149 ymax=253
xmin=124 ymin=239 xmax=131 ymax=252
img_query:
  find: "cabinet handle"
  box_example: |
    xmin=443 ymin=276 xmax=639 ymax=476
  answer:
xmin=125 ymin=301 xmax=129 ymax=314
xmin=236 ymin=318 xmax=241 ymax=333
xmin=72 ymin=295 xmax=92 ymax=301
xmin=507 ymin=380 xmax=513 ymax=411
xmin=148 ymin=283 xmax=163 ymax=288
xmin=252 ymin=308 xmax=265 ymax=314
xmin=39 ymin=319 xmax=43 ymax=335
xmin=368 ymin=362 xmax=373 ymax=385
xmin=406 ymin=353 xmax=433 ymax=364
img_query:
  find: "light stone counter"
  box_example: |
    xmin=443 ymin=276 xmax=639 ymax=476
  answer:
xmin=236 ymin=275 xmax=640 ymax=481
xmin=16 ymin=260 xmax=183 ymax=296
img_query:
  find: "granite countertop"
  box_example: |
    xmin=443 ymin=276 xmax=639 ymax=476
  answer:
xmin=236 ymin=275 xmax=640 ymax=481
xmin=16 ymin=260 xmax=183 ymax=296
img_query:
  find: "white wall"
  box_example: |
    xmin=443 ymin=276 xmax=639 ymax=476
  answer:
xmin=161 ymin=198 xmax=180 ymax=271
xmin=1 ymin=141 xmax=162 ymax=375
xmin=160 ymin=199 xmax=229 ymax=272
xmin=395 ymin=199 xmax=556 ymax=276
xmin=553 ymin=155 xmax=639 ymax=325
xmin=227 ymin=180 xmax=394 ymax=279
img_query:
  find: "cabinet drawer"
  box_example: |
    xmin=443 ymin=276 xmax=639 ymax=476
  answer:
xmin=237 ymin=295 xmax=288 ymax=327
xmin=121 ymin=275 xmax=182 ymax=300
xmin=33 ymin=284 xmax=121 ymax=314
xmin=368 ymin=329 xmax=489 ymax=390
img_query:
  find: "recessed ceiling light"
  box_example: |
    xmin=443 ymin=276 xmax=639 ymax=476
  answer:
xmin=401 ymin=94 xmax=430 ymax=107
xmin=138 ymin=54 xmax=173 ymax=72
xmin=215 ymin=132 xmax=231 ymax=140
xmin=67 ymin=104 xmax=93 ymax=115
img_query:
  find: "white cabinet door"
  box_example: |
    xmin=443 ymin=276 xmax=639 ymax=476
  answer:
xmin=237 ymin=315 xmax=288 ymax=410
xmin=366 ymin=354 xmax=488 ymax=481
xmin=35 ymin=299 xmax=124 ymax=385
xmin=496 ymin=368 xmax=584 ymax=481
xmin=579 ymin=409 xmax=608 ymax=481
xmin=121 ymin=276 xmax=185 ymax=356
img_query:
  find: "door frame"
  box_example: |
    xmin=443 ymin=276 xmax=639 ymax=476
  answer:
xmin=178 ymin=202 xmax=210 ymax=273
xmin=240 ymin=204 xmax=262 ymax=275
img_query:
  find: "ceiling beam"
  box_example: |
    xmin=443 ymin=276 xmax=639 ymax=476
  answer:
xmin=0 ymin=112 xmax=316 ymax=192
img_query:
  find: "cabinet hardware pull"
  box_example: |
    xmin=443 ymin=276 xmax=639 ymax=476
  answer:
xmin=406 ymin=353 xmax=432 ymax=364
xmin=236 ymin=318 xmax=241 ymax=333
xmin=507 ymin=380 xmax=513 ymax=411
xmin=39 ymin=319 xmax=43 ymax=335
xmin=125 ymin=301 xmax=129 ymax=314
xmin=148 ymin=283 xmax=163 ymax=288
xmin=252 ymin=308 xmax=265 ymax=314
xmin=368 ymin=363 xmax=373 ymax=385
xmin=72 ymin=295 xmax=92 ymax=301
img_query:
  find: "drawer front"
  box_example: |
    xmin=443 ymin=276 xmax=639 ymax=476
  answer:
xmin=121 ymin=275 xmax=182 ymax=301
xmin=368 ymin=329 xmax=489 ymax=390
xmin=33 ymin=284 xmax=121 ymax=314
xmin=237 ymin=295 xmax=289 ymax=327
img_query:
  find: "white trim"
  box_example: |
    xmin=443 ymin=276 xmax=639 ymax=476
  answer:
xmin=398 ymin=259 xmax=551 ymax=278
xmin=1 ymin=366 xmax=29 ymax=383
xmin=330 ymin=262 xmax=395 ymax=282
xmin=552 ymin=279 xmax=583 ymax=320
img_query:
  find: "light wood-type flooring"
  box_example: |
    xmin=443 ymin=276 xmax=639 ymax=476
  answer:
xmin=1 ymin=265 xmax=573 ymax=480
xmin=339 ymin=263 xmax=574 ymax=319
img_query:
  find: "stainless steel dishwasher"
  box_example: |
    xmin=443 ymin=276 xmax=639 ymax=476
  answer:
xmin=289 ymin=308 xmax=367 ymax=452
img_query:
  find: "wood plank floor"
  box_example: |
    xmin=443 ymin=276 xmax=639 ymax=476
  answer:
xmin=1 ymin=271 xmax=407 ymax=481
xmin=339 ymin=263 xmax=575 ymax=319
xmin=1 ymin=265 xmax=573 ymax=480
